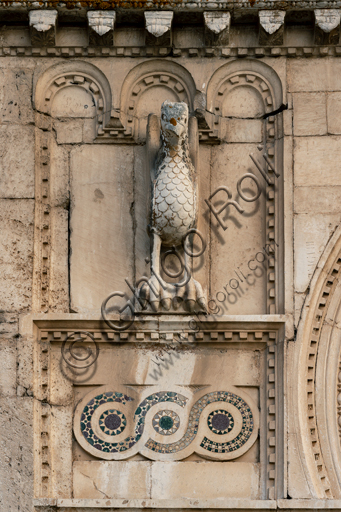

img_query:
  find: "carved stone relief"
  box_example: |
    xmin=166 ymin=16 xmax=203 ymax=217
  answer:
xmin=30 ymin=56 xmax=286 ymax=509
xmin=87 ymin=11 xmax=116 ymax=46
xmin=144 ymin=11 xmax=173 ymax=46
xmin=203 ymin=12 xmax=231 ymax=46
xmin=314 ymin=9 xmax=341 ymax=45
xmin=33 ymin=320 xmax=284 ymax=502
xmin=259 ymin=10 xmax=286 ymax=46
xmin=29 ymin=10 xmax=57 ymax=47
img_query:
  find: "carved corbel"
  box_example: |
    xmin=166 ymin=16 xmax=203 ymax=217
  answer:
xmin=259 ymin=10 xmax=285 ymax=46
xmin=314 ymin=9 xmax=341 ymax=45
xmin=29 ymin=10 xmax=57 ymax=47
xmin=87 ymin=11 xmax=116 ymax=46
xmin=144 ymin=11 xmax=173 ymax=46
xmin=203 ymin=12 xmax=231 ymax=46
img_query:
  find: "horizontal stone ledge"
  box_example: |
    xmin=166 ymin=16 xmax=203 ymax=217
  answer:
xmin=32 ymin=498 xmax=341 ymax=509
xmin=0 ymin=46 xmax=340 ymax=59
xmin=3 ymin=1 xmax=341 ymax=11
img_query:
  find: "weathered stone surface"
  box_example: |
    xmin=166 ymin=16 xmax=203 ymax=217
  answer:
xmin=0 ymin=67 xmax=34 ymax=124
xmin=29 ymin=10 xmax=57 ymax=47
xmin=294 ymin=213 xmax=340 ymax=293
xmin=87 ymin=11 xmax=116 ymax=46
xmin=145 ymin=11 xmax=173 ymax=46
xmin=314 ymin=9 xmax=341 ymax=45
xmin=54 ymin=119 xmax=83 ymax=144
xmin=288 ymin=58 xmax=341 ymax=92
xmin=210 ymin=143 xmax=267 ymax=315
xmin=295 ymin=186 xmax=341 ymax=213
xmin=74 ymin=461 xmax=151 ymax=499
xmin=223 ymin=119 xmax=263 ymax=143
xmin=0 ymin=125 xmax=35 ymax=198
xmin=293 ymin=93 xmax=327 ymax=136
xmin=70 ymin=145 xmax=134 ymax=313
xmin=3 ymin=14 xmax=341 ymax=508
xmin=204 ymin=12 xmax=230 ymax=46
xmin=259 ymin=10 xmax=285 ymax=45
xmin=0 ymin=200 xmax=34 ymax=312
xmin=0 ymin=397 xmax=33 ymax=511
xmin=294 ymin=136 xmax=341 ymax=186
xmin=0 ymin=312 xmax=18 ymax=338
xmin=151 ymin=461 xmax=260 ymax=499
xmin=327 ymin=92 xmax=341 ymax=134
xmin=0 ymin=338 xmax=16 ymax=396
xmin=74 ymin=461 xmax=259 ymax=499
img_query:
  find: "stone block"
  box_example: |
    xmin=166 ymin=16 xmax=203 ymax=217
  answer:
xmin=49 ymin=207 xmax=69 ymax=312
xmin=17 ymin=335 xmax=33 ymax=392
xmin=29 ymin=10 xmax=57 ymax=47
xmin=223 ymin=119 xmax=263 ymax=143
xmin=70 ymin=145 xmax=134 ymax=313
xmin=288 ymin=59 xmax=341 ymax=92
xmin=87 ymin=11 xmax=116 ymax=46
xmin=210 ymin=144 xmax=267 ymax=315
xmin=295 ymin=186 xmax=341 ymax=213
xmin=0 ymin=397 xmax=33 ymax=511
xmin=0 ymin=68 xmax=34 ymax=124
xmin=151 ymin=461 xmax=260 ymax=499
xmin=73 ymin=461 xmax=151 ymax=499
xmin=204 ymin=12 xmax=230 ymax=46
xmin=0 ymin=312 xmax=18 ymax=338
xmin=327 ymin=92 xmax=341 ymax=134
xmin=294 ymin=136 xmax=341 ymax=186
xmin=50 ymin=136 xmax=69 ymax=208
xmin=0 ymin=125 xmax=35 ymax=198
xmin=0 ymin=338 xmax=16 ymax=396
xmin=314 ymin=9 xmax=340 ymax=45
xmin=294 ymin=213 xmax=341 ymax=293
xmin=54 ymin=120 xmax=83 ymax=145
xmin=259 ymin=10 xmax=285 ymax=46
xmin=145 ymin=11 xmax=173 ymax=46
xmin=293 ymin=93 xmax=327 ymax=136
xmin=0 ymin=200 xmax=34 ymax=312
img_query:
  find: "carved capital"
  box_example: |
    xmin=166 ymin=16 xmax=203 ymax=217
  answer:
xmin=314 ymin=9 xmax=341 ymax=45
xmin=29 ymin=10 xmax=57 ymax=47
xmin=87 ymin=11 xmax=116 ymax=46
xmin=144 ymin=11 xmax=173 ymax=46
xmin=259 ymin=10 xmax=285 ymax=46
xmin=204 ymin=12 xmax=231 ymax=46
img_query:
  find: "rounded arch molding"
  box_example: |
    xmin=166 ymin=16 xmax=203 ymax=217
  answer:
xmin=206 ymin=59 xmax=283 ymax=116
xmin=119 ymin=59 xmax=197 ymax=141
xmin=207 ymin=59 xmax=284 ymax=315
xmin=34 ymin=61 xmax=112 ymax=130
xmin=294 ymin=224 xmax=341 ymax=499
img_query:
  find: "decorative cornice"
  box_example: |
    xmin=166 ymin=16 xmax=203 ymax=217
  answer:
xmin=2 ymin=1 xmax=341 ymax=11
xmin=87 ymin=11 xmax=116 ymax=36
xmin=144 ymin=11 xmax=173 ymax=38
xmin=1 ymin=45 xmax=341 ymax=58
xmin=29 ymin=10 xmax=57 ymax=32
xmin=259 ymin=10 xmax=285 ymax=35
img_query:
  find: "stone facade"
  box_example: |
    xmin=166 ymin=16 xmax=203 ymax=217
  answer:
xmin=1 ymin=4 xmax=341 ymax=512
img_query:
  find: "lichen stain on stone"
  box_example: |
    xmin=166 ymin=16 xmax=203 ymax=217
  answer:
xmin=170 ymin=118 xmax=177 ymax=126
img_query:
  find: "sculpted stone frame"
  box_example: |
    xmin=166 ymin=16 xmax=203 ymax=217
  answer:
xmin=207 ymin=59 xmax=284 ymax=315
xmin=29 ymin=58 xmax=288 ymax=509
xmin=293 ymin=225 xmax=341 ymax=499
xmin=29 ymin=317 xmax=285 ymax=508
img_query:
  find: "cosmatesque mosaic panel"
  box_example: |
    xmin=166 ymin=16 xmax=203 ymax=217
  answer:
xmin=74 ymin=387 xmax=258 ymax=460
xmin=33 ymin=321 xmax=284 ymax=502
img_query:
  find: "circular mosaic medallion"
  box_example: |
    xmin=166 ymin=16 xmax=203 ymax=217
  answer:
xmin=152 ymin=410 xmax=180 ymax=435
xmin=207 ymin=409 xmax=234 ymax=435
xmin=99 ymin=409 xmax=126 ymax=436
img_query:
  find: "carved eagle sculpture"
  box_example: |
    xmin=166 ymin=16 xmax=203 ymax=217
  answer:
xmin=140 ymin=100 xmax=206 ymax=313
